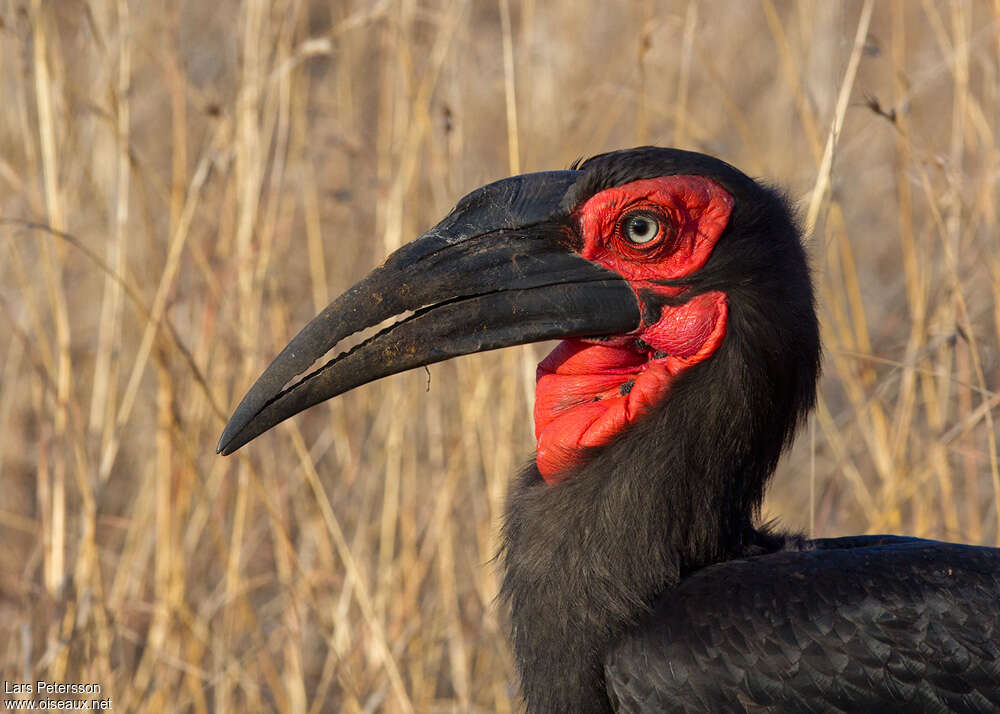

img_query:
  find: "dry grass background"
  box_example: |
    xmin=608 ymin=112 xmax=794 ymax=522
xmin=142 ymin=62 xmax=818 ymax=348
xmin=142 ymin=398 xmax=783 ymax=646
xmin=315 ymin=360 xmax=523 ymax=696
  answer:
xmin=1 ymin=0 xmax=999 ymax=711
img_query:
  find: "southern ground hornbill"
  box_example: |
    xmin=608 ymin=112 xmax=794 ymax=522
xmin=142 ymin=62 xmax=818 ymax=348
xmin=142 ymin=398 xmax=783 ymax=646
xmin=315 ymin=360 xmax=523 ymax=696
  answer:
xmin=219 ymin=147 xmax=1000 ymax=713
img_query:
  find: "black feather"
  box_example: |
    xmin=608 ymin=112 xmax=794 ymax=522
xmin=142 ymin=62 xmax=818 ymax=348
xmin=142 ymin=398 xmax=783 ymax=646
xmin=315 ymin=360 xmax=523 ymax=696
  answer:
xmin=605 ymin=538 xmax=1000 ymax=713
xmin=498 ymin=148 xmax=999 ymax=713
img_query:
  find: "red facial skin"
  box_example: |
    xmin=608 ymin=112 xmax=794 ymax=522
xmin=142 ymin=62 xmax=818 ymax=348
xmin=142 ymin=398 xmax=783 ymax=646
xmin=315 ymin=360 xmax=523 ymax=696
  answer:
xmin=534 ymin=176 xmax=733 ymax=482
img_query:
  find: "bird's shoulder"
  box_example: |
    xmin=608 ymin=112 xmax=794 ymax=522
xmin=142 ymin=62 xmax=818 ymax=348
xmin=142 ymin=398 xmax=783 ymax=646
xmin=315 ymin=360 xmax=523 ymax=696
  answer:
xmin=605 ymin=535 xmax=1000 ymax=713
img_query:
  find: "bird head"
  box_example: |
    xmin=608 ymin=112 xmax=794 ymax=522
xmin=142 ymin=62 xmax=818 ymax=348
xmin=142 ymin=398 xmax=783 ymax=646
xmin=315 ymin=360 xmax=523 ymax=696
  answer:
xmin=218 ymin=147 xmax=819 ymax=487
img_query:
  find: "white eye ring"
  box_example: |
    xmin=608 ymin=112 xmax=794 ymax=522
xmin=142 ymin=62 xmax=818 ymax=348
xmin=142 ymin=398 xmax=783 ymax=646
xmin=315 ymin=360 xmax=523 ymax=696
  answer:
xmin=623 ymin=211 xmax=661 ymax=244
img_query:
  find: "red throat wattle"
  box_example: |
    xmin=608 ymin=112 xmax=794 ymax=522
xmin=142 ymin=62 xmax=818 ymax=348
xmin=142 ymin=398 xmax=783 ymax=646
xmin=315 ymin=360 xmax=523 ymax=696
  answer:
xmin=533 ymin=175 xmax=733 ymax=482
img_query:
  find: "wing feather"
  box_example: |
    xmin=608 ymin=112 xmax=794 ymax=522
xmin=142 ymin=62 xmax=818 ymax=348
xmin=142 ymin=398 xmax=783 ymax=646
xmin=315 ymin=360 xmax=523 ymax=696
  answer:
xmin=605 ymin=537 xmax=1000 ymax=713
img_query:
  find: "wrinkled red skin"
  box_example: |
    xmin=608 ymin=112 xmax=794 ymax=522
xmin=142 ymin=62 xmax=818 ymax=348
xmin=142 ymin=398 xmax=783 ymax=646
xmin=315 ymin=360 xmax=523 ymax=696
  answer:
xmin=534 ymin=176 xmax=733 ymax=481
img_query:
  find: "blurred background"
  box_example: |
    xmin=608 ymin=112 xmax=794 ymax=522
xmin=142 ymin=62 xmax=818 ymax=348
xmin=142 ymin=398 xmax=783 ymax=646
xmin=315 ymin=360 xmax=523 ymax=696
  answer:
xmin=2 ymin=0 xmax=999 ymax=711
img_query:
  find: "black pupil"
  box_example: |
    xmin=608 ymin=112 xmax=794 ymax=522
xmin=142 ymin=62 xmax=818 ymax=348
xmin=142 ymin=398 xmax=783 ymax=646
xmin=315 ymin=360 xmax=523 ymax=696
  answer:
xmin=629 ymin=216 xmax=656 ymax=242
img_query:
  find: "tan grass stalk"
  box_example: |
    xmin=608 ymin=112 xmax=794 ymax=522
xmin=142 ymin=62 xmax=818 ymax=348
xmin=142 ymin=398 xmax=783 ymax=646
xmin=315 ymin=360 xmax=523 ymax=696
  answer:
xmin=498 ymin=0 xmax=520 ymax=174
xmin=803 ymin=0 xmax=875 ymax=237
xmin=88 ymin=0 xmax=130 ymax=458
xmin=31 ymin=0 xmax=71 ymax=599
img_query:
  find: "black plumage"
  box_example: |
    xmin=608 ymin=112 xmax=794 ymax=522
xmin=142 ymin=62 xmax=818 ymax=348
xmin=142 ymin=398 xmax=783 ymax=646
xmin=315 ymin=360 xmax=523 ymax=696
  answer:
xmin=499 ymin=149 xmax=1000 ymax=713
xmin=606 ymin=537 xmax=1000 ymax=713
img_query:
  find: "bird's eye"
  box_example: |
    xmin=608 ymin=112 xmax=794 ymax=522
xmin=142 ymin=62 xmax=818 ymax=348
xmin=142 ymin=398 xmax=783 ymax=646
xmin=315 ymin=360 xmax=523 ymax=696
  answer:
xmin=622 ymin=211 xmax=662 ymax=245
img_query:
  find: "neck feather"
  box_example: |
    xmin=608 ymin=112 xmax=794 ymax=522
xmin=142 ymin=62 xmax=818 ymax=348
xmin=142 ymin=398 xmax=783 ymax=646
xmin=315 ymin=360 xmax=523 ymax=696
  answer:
xmin=500 ymin=289 xmax=817 ymax=712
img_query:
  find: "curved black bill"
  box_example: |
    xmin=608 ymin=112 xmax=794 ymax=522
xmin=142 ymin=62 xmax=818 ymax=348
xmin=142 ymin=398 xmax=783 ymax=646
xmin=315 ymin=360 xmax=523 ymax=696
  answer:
xmin=218 ymin=171 xmax=641 ymax=455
